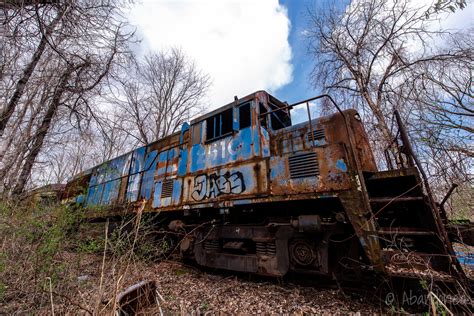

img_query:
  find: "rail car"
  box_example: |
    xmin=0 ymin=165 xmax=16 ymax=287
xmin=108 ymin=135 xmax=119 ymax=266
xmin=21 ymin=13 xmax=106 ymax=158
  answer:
xmin=63 ymin=91 xmax=473 ymax=300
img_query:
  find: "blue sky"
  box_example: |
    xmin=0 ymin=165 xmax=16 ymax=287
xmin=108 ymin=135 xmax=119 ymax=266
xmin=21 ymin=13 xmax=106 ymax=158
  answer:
xmin=275 ymin=0 xmax=322 ymax=104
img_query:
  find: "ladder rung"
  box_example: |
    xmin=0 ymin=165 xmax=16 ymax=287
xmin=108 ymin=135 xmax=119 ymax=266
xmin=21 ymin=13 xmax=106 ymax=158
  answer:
xmin=367 ymin=168 xmax=419 ymax=180
xmin=377 ymin=227 xmax=435 ymax=235
xmin=370 ymin=196 xmax=423 ymax=204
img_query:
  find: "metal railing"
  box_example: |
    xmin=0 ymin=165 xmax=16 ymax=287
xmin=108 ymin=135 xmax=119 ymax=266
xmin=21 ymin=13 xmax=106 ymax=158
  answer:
xmin=261 ymin=94 xmax=371 ymax=208
xmin=260 ymin=94 xmax=346 ymax=147
xmin=386 ymin=110 xmax=469 ymax=283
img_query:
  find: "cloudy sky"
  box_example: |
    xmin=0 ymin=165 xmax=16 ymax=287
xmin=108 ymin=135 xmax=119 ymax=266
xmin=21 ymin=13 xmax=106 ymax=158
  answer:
xmin=128 ymin=0 xmax=473 ymax=111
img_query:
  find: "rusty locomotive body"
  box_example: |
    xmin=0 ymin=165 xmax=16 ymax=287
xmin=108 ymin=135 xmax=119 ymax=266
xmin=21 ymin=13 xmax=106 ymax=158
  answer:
xmin=64 ymin=91 xmax=472 ymax=295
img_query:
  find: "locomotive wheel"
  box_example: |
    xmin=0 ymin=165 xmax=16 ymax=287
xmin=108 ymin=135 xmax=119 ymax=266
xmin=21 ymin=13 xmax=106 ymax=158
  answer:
xmin=289 ymin=240 xmax=316 ymax=266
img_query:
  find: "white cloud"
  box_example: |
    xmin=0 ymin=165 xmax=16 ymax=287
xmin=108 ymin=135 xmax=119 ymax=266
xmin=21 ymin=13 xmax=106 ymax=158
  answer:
xmin=129 ymin=0 xmax=292 ymax=109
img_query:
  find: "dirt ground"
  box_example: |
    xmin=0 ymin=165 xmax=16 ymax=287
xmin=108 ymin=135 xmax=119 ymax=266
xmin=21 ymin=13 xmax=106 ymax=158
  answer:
xmin=69 ymin=253 xmax=385 ymax=315
xmin=123 ymin=262 xmax=384 ymax=314
xmin=2 ymin=249 xmax=473 ymax=314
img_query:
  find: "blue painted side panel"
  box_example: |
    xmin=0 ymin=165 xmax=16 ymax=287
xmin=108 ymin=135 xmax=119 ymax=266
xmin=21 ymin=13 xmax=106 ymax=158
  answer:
xmin=172 ymin=179 xmax=182 ymax=205
xmin=102 ymin=179 xmax=120 ymax=204
xmin=140 ymin=150 xmax=158 ymax=200
xmin=253 ymin=126 xmax=260 ymax=156
xmin=86 ymin=183 xmax=104 ymax=206
xmin=178 ymin=149 xmax=188 ymax=176
xmin=85 ymin=152 xmax=132 ymax=206
xmin=83 ymin=95 xmax=272 ymax=210
xmin=126 ymin=174 xmax=140 ymax=202
xmin=156 ymin=149 xmax=178 ymax=176
xmin=189 ymin=127 xmax=254 ymax=173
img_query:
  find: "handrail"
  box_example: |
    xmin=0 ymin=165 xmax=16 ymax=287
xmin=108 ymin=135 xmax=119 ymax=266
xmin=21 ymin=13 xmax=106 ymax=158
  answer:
xmin=261 ymin=94 xmax=344 ymax=116
xmin=392 ymin=110 xmax=469 ymax=286
xmin=259 ymin=94 xmax=346 ymax=146
xmin=261 ymin=95 xmax=353 ymax=162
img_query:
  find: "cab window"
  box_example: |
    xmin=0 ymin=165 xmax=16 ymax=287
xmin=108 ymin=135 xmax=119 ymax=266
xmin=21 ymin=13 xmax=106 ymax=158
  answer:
xmin=206 ymin=108 xmax=233 ymax=142
xmin=239 ymin=103 xmax=251 ymax=129
xmin=269 ymin=101 xmax=291 ymax=130
xmin=259 ymin=102 xmax=268 ymax=130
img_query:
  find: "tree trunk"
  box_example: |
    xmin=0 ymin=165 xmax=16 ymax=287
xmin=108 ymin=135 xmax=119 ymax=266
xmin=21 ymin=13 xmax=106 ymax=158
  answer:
xmin=0 ymin=82 xmax=42 ymax=164
xmin=0 ymin=85 xmax=51 ymax=191
xmin=360 ymin=91 xmax=402 ymax=166
xmin=11 ymin=64 xmax=75 ymax=196
xmin=0 ymin=13 xmax=61 ymax=136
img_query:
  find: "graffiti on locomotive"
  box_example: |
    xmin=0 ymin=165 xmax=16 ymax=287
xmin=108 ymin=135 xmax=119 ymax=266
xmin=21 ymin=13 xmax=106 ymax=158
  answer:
xmin=194 ymin=137 xmax=245 ymax=167
xmin=191 ymin=171 xmax=246 ymax=201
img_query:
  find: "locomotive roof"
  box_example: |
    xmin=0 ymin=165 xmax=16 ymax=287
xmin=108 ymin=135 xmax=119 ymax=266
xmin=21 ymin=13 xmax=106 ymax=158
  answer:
xmin=67 ymin=91 xmax=285 ymax=183
xmin=191 ymin=90 xmax=286 ymax=124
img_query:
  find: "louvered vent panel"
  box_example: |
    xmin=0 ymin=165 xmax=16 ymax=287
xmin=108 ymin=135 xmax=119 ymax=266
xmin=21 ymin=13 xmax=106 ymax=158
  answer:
xmin=161 ymin=179 xmax=174 ymax=198
xmin=307 ymin=129 xmax=325 ymax=141
xmin=288 ymin=152 xmax=319 ymax=179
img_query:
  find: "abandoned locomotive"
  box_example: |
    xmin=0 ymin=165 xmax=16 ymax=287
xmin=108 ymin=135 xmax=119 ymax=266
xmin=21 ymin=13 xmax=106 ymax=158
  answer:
xmin=63 ymin=91 xmax=472 ymax=294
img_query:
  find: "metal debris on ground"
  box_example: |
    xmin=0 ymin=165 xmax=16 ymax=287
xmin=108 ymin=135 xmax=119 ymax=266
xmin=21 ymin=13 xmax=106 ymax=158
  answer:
xmin=116 ymin=280 xmax=158 ymax=315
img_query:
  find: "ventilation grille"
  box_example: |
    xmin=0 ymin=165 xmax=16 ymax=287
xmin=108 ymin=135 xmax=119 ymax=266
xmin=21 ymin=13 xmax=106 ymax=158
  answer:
xmin=161 ymin=179 xmax=174 ymax=198
xmin=288 ymin=152 xmax=319 ymax=179
xmin=203 ymin=240 xmax=220 ymax=251
xmin=307 ymin=129 xmax=325 ymax=142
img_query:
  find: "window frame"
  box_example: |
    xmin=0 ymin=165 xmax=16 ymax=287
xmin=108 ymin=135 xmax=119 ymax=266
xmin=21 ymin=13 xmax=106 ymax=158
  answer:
xmin=258 ymin=102 xmax=269 ymax=130
xmin=205 ymin=107 xmax=234 ymax=143
xmin=268 ymin=101 xmax=291 ymax=131
xmin=238 ymin=102 xmax=252 ymax=130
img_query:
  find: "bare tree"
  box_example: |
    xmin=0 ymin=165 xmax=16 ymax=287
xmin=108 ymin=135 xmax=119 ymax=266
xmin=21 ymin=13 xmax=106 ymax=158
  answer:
xmin=0 ymin=4 xmax=64 ymax=136
xmin=111 ymin=49 xmax=210 ymax=145
xmin=307 ymin=0 xmax=472 ymax=190
xmin=405 ymin=34 xmax=473 ymax=158
xmin=0 ymin=0 xmax=134 ymax=195
xmin=12 ymin=62 xmax=80 ymax=194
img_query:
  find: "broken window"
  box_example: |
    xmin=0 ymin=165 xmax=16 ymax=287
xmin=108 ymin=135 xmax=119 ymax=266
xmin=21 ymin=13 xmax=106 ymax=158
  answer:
xmin=206 ymin=108 xmax=233 ymax=142
xmin=259 ymin=102 xmax=268 ymax=130
xmin=269 ymin=101 xmax=291 ymax=130
xmin=239 ymin=102 xmax=251 ymax=129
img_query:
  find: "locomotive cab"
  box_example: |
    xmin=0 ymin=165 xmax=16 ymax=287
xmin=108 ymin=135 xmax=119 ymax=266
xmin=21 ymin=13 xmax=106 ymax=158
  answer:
xmin=180 ymin=91 xmax=378 ymax=208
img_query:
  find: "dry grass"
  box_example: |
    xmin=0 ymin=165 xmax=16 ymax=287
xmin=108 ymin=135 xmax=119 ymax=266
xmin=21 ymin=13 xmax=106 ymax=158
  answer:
xmin=0 ymin=199 xmax=383 ymax=314
xmin=0 ymin=200 xmax=383 ymax=314
xmin=2 ymin=200 xmax=470 ymax=314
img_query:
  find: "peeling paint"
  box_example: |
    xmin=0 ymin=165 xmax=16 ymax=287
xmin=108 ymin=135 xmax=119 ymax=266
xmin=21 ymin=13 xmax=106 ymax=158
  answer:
xmin=336 ymin=159 xmax=348 ymax=172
